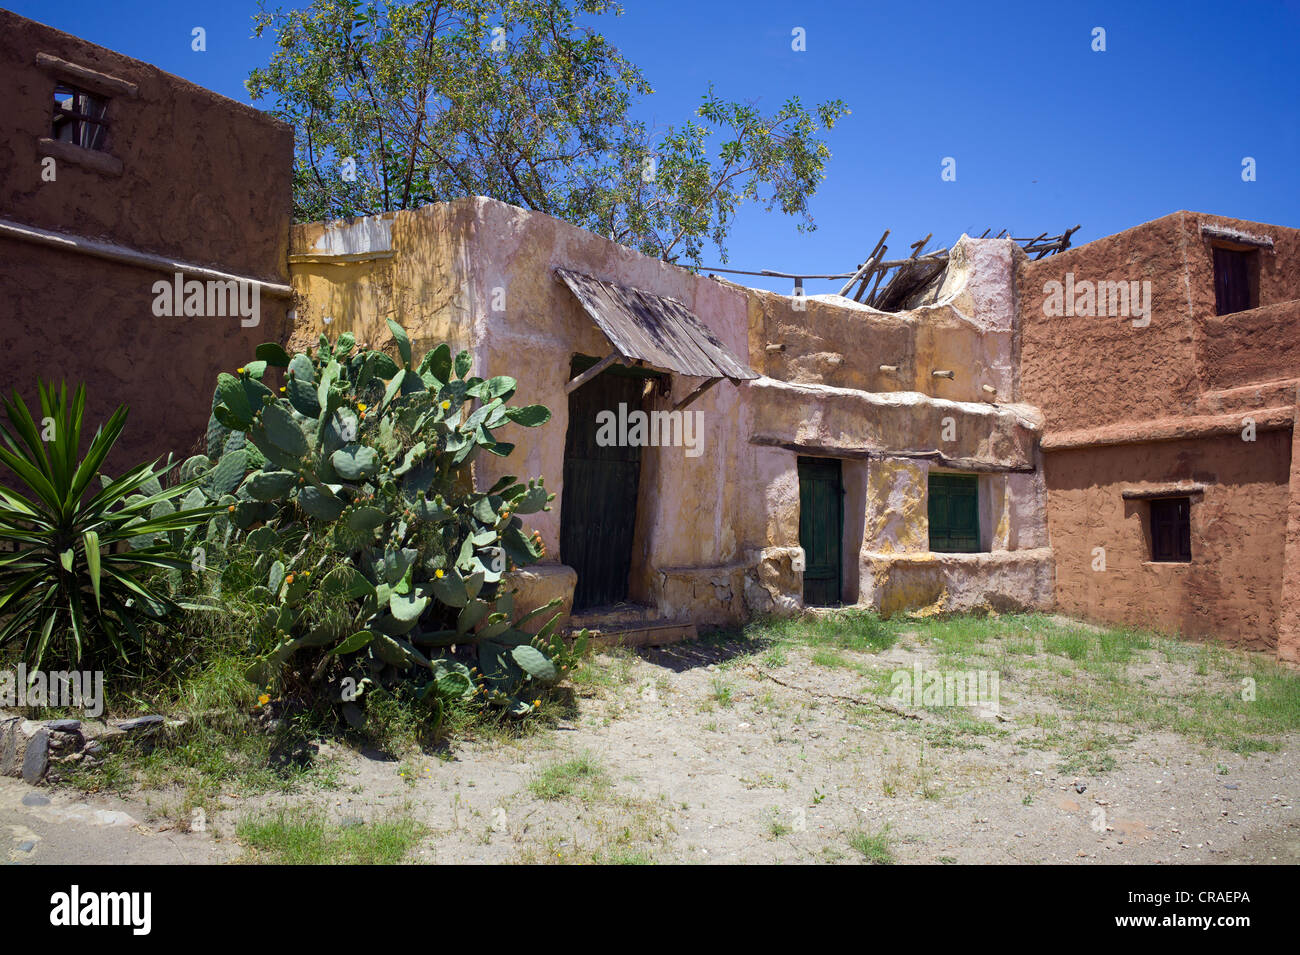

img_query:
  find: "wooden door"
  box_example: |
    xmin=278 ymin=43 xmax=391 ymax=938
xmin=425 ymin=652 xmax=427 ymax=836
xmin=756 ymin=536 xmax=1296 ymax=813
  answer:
xmin=561 ymin=365 xmax=645 ymax=610
xmin=798 ymin=457 xmax=843 ymax=606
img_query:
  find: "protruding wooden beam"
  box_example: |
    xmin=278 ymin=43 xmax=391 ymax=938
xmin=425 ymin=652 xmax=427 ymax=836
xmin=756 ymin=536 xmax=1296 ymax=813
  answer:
xmin=674 ymin=376 xmax=722 ymax=411
xmin=566 ymin=351 xmax=625 ymax=393
xmin=838 ymin=230 xmax=889 ymax=298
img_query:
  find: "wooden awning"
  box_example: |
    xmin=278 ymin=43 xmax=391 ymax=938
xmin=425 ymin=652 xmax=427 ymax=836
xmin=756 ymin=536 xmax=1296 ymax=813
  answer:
xmin=555 ymin=268 xmax=758 ymax=384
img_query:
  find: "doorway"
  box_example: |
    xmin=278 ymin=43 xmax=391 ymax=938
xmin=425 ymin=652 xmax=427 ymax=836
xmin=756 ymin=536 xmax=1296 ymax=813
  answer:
xmin=798 ymin=456 xmax=843 ymax=606
xmin=561 ymin=358 xmax=650 ymax=610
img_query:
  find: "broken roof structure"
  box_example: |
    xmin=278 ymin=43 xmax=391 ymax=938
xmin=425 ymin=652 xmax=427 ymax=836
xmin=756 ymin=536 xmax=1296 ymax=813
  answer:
xmin=702 ymin=225 xmax=1080 ymax=311
xmin=553 ymin=267 xmax=757 ymax=408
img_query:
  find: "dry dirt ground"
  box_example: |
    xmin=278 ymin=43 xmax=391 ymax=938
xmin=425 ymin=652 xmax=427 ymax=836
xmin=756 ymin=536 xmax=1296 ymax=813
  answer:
xmin=5 ymin=614 xmax=1299 ymax=864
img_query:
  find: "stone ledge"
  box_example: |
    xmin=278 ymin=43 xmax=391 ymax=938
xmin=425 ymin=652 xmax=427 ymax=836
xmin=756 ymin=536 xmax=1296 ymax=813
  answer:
xmin=748 ymin=378 xmax=1040 ymax=471
xmin=36 ymin=137 xmax=123 ymax=177
xmin=861 ymin=548 xmax=1055 ymax=617
xmin=862 ymin=547 xmax=1053 ymax=567
xmin=1041 ymin=406 xmax=1293 ymax=450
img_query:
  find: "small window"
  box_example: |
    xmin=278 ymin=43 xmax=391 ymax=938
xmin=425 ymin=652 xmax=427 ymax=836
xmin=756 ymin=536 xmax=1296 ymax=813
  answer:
xmin=1150 ymin=497 xmax=1191 ymax=562
xmin=928 ymin=472 xmax=980 ymax=553
xmin=52 ymin=84 xmax=109 ymax=151
xmin=1212 ymin=246 xmax=1258 ymax=316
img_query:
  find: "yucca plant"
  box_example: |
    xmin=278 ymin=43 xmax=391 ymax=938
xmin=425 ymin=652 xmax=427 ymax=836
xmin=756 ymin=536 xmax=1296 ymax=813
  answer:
xmin=0 ymin=382 xmax=220 ymax=670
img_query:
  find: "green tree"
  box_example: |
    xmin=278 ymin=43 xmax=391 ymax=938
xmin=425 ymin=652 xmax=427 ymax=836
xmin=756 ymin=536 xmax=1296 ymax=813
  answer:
xmin=248 ymin=0 xmax=848 ymax=264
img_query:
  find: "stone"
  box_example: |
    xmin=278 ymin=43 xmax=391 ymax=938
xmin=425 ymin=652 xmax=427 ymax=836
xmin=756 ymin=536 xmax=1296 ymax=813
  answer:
xmin=0 ymin=716 xmax=20 ymax=775
xmin=21 ymin=726 xmax=49 ymax=784
xmin=44 ymin=719 xmax=81 ymax=733
xmin=115 ymin=715 xmax=164 ymax=733
xmin=20 ymin=792 xmax=49 ymax=807
xmin=341 ymin=703 xmax=365 ymax=732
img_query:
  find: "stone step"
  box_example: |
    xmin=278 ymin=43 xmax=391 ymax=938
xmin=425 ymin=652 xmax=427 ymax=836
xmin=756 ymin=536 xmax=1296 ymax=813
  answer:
xmin=567 ymin=615 xmax=698 ymax=649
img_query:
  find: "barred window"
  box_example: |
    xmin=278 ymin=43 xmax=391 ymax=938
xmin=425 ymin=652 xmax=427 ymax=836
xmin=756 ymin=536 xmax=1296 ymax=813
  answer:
xmin=52 ymin=83 xmax=109 ymax=151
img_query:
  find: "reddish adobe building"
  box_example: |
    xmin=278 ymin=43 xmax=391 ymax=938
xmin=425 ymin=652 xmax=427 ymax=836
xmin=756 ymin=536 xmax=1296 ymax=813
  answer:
xmin=1018 ymin=211 xmax=1300 ymax=661
xmin=0 ymin=11 xmax=294 ymax=467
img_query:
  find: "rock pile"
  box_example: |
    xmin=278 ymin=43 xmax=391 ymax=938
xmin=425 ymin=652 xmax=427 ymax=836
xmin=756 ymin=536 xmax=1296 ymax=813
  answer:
xmin=0 ymin=711 xmax=166 ymax=784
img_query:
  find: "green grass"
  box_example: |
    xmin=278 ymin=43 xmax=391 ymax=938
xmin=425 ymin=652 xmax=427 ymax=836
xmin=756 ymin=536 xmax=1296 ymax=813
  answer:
xmin=742 ymin=609 xmax=899 ymax=654
xmin=236 ymin=809 xmax=427 ymax=864
xmin=53 ymin=605 xmax=573 ymax=813
xmin=568 ymin=647 xmax=638 ymax=693
xmin=766 ymin=808 xmax=792 ymax=838
xmin=593 ymin=849 xmax=655 ymax=865
xmin=528 ymin=752 xmax=609 ymax=800
xmin=709 ymin=675 xmax=735 ymax=707
xmin=849 ymin=825 xmax=894 ymax=864
xmin=1043 ymin=629 xmax=1090 ymax=661
xmin=727 ymin=610 xmax=1300 ymax=774
xmin=1057 ymin=734 xmax=1121 ymax=775
xmin=57 ymin=647 xmax=339 ymax=818
xmin=811 ymin=648 xmax=860 ymax=672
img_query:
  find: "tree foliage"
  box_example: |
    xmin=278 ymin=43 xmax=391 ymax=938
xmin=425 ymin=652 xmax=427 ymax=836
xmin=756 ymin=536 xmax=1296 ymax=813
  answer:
xmin=248 ymin=0 xmax=848 ymax=264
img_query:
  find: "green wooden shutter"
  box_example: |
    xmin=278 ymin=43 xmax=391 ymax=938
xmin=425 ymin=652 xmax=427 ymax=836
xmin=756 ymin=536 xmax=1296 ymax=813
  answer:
xmin=928 ymin=473 xmax=980 ymax=553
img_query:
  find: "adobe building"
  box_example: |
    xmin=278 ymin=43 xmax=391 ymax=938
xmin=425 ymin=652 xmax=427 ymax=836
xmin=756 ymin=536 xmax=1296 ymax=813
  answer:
xmin=1018 ymin=212 xmax=1300 ymax=662
xmin=288 ymin=198 xmax=1054 ymax=640
xmin=6 ymin=13 xmax=1297 ymax=661
xmin=0 ymin=11 xmax=294 ymax=467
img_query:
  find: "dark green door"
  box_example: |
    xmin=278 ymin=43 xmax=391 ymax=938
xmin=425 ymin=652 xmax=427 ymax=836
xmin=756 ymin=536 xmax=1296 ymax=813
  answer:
xmin=561 ymin=364 xmax=645 ymax=610
xmin=928 ymin=472 xmax=980 ymax=553
xmin=798 ymin=457 xmax=843 ymax=606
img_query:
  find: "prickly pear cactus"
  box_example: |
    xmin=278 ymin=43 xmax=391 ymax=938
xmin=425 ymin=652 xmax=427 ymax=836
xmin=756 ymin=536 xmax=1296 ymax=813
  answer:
xmin=201 ymin=319 xmax=573 ymax=717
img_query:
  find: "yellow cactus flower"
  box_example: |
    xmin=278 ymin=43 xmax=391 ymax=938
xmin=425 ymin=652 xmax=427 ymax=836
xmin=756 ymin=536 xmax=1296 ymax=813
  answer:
xmin=440 ymin=400 xmax=451 ymax=410
xmin=435 ymin=569 xmax=445 ymax=579
xmin=357 ymin=402 xmax=368 ymax=412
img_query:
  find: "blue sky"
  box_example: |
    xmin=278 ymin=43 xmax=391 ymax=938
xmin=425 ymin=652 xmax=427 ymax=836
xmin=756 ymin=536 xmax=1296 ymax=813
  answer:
xmin=10 ymin=0 xmax=1299 ymax=293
